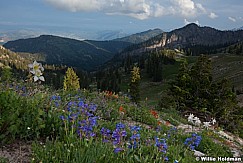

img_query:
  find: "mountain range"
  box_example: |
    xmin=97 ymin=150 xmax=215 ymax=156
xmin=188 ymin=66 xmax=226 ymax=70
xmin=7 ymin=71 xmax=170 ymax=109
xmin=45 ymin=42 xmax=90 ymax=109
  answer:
xmin=3 ymin=23 xmax=243 ymax=71
xmin=3 ymin=29 xmax=162 ymax=71
xmin=123 ymin=23 xmax=243 ymax=53
xmin=4 ymin=35 xmax=133 ymax=71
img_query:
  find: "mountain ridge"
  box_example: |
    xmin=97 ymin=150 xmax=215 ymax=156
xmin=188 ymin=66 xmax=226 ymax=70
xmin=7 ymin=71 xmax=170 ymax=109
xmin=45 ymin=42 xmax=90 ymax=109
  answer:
xmin=4 ymin=35 xmax=132 ymax=71
xmin=113 ymin=28 xmax=164 ymax=44
xmin=3 ymin=23 xmax=243 ymax=71
xmin=119 ymin=23 xmax=243 ymax=56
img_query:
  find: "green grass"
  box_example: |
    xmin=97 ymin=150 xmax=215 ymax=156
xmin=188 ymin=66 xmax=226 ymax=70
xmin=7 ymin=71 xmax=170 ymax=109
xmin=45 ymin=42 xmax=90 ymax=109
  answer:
xmin=211 ymin=54 xmax=243 ymax=91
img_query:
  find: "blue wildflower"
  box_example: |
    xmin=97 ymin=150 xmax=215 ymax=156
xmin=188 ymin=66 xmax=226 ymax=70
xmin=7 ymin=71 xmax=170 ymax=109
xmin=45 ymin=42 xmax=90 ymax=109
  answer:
xmin=60 ymin=115 xmax=65 ymax=121
xmin=114 ymin=147 xmax=123 ymax=154
xmin=184 ymin=133 xmax=202 ymax=150
xmin=116 ymin=122 xmax=125 ymax=129
xmin=129 ymin=125 xmax=141 ymax=149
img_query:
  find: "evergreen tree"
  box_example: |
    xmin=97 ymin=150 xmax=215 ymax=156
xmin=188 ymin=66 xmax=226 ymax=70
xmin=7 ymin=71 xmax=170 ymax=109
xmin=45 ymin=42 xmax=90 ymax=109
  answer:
xmin=130 ymin=66 xmax=141 ymax=103
xmin=170 ymin=55 xmax=241 ymax=133
xmin=63 ymin=67 xmax=80 ymax=91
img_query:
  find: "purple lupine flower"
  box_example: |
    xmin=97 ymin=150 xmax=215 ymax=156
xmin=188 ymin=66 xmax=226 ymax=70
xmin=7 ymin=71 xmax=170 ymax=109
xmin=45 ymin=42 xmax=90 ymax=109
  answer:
xmin=129 ymin=125 xmax=141 ymax=149
xmin=114 ymin=147 xmax=123 ymax=154
xmin=60 ymin=115 xmax=65 ymax=121
xmin=89 ymin=104 xmax=97 ymax=112
xmin=154 ymin=137 xmax=168 ymax=161
xmin=155 ymin=138 xmax=168 ymax=153
xmin=112 ymin=124 xmax=127 ymax=146
xmin=116 ymin=122 xmax=125 ymax=129
xmin=101 ymin=127 xmax=111 ymax=142
xmin=78 ymin=101 xmax=84 ymax=107
xmin=184 ymin=133 xmax=202 ymax=150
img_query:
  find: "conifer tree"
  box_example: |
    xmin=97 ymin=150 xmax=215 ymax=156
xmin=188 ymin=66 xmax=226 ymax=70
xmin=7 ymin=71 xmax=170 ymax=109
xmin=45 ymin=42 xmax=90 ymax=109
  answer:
xmin=130 ymin=66 xmax=141 ymax=103
xmin=63 ymin=67 xmax=80 ymax=91
xmin=170 ymin=55 xmax=240 ymax=133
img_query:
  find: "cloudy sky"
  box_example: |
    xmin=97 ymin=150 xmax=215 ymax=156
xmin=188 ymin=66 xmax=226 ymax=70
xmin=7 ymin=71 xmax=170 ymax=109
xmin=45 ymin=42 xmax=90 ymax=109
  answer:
xmin=0 ymin=0 xmax=243 ymax=38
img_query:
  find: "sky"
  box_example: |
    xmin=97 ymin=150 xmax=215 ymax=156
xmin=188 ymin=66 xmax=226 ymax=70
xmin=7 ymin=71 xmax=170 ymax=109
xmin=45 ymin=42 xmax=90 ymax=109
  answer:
xmin=0 ymin=0 xmax=243 ymax=39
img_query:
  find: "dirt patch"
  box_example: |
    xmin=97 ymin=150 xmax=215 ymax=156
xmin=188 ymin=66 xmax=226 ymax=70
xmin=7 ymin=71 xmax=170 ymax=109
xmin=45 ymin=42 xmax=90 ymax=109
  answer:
xmin=0 ymin=141 xmax=32 ymax=163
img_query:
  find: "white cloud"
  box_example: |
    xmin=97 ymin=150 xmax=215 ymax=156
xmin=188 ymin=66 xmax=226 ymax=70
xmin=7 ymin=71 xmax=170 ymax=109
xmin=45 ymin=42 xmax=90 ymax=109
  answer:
xmin=228 ymin=16 xmax=236 ymax=22
xmin=196 ymin=3 xmax=206 ymax=13
xmin=171 ymin=0 xmax=197 ymax=17
xmin=184 ymin=19 xmax=200 ymax=25
xmin=44 ymin=0 xmax=209 ymax=20
xmin=209 ymin=12 xmax=218 ymax=19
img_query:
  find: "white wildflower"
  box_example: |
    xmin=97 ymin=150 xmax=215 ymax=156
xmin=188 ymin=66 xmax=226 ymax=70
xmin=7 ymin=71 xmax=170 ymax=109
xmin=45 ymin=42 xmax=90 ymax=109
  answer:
xmin=203 ymin=122 xmax=211 ymax=130
xmin=187 ymin=113 xmax=194 ymax=123
xmin=194 ymin=117 xmax=201 ymax=126
xmin=28 ymin=60 xmax=45 ymax=82
xmin=33 ymin=70 xmax=45 ymax=82
xmin=211 ymin=118 xmax=216 ymax=125
xmin=28 ymin=60 xmax=43 ymax=73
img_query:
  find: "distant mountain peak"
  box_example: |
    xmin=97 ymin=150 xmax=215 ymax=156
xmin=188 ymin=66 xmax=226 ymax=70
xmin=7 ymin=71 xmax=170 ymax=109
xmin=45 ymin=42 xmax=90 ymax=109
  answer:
xmin=113 ymin=28 xmax=164 ymax=44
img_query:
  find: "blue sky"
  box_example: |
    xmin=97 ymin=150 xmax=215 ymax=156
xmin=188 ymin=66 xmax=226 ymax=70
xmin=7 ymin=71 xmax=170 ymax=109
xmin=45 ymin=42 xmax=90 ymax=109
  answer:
xmin=0 ymin=0 xmax=243 ymax=38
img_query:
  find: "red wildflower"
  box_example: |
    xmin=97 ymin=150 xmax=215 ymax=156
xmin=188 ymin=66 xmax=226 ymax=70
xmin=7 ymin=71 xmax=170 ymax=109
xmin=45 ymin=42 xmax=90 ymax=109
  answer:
xmin=150 ymin=110 xmax=158 ymax=119
xmin=119 ymin=106 xmax=125 ymax=113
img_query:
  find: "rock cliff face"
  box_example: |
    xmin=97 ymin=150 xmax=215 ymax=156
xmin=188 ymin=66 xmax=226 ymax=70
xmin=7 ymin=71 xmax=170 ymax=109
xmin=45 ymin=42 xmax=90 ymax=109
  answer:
xmin=152 ymin=23 xmax=243 ymax=49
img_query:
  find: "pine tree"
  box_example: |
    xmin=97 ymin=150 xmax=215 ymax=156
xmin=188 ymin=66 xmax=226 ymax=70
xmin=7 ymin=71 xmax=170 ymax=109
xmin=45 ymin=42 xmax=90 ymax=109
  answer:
xmin=170 ymin=55 xmax=240 ymax=133
xmin=63 ymin=67 xmax=80 ymax=91
xmin=130 ymin=66 xmax=141 ymax=103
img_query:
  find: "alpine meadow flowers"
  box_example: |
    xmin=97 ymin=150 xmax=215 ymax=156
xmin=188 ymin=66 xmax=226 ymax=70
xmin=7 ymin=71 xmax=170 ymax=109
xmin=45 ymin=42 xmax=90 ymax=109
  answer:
xmin=184 ymin=133 xmax=202 ymax=151
xmin=28 ymin=60 xmax=45 ymax=82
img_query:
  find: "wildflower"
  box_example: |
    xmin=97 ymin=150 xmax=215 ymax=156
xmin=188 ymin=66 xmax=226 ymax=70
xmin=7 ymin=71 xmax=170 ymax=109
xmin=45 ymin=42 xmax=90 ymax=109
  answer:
xmin=116 ymin=122 xmax=125 ymax=129
xmin=129 ymin=126 xmax=141 ymax=149
xmin=27 ymin=127 xmax=31 ymax=130
xmin=211 ymin=118 xmax=216 ymax=125
xmin=184 ymin=133 xmax=202 ymax=151
xmin=28 ymin=60 xmax=45 ymax=82
xmin=167 ymin=127 xmax=177 ymax=138
xmin=100 ymin=127 xmax=111 ymax=143
xmin=28 ymin=60 xmax=44 ymax=72
xmin=187 ymin=113 xmax=194 ymax=123
xmin=203 ymin=122 xmax=211 ymax=130
xmin=174 ymin=160 xmax=179 ymax=163
xmin=114 ymin=147 xmax=123 ymax=154
xmin=155 ymin=137 xmax=168 ymax=153
xmin=154 ymin=137 xmax=168 ymax=161
xmin=194 ymin=117 xmax=201 ymax=126
xmin=33 ymin=69 xmax=45 ymax=82
xmin=119 ymin=106 xmax=125 ymax=113
xmin=112 ymin=123 xmax=127 ymax=151
xmin=150 ymin=109 xmax=158 ymax=119
xmin=60 ymin=115 xmax=65 ymax=121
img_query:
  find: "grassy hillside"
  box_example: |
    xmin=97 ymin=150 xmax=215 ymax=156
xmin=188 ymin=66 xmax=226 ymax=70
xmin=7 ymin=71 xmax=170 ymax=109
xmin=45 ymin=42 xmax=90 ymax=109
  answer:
xmin=211 ymin=54 xmax=243 ymax=92
xmin=118 ymin=54 xmax=243 ymax=106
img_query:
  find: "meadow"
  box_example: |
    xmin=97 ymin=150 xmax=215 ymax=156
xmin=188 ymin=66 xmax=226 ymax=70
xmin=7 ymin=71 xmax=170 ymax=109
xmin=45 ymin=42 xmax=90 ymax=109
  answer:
xmin=0 ymin=58 xmax=242 ymax=163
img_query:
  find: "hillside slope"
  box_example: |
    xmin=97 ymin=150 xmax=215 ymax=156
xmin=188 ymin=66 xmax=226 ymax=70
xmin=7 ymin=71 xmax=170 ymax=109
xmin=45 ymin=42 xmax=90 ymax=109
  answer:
xmin=4 ymin=35 xmax=132 ymax=71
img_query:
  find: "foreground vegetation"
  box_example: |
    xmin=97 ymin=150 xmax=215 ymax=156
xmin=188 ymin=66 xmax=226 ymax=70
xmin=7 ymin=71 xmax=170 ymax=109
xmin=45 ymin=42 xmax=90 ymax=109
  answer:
xmin=1 ymin=45 xmax=243 ymax=162
xmin=0 ymin=83 xmax=236 ymax=162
